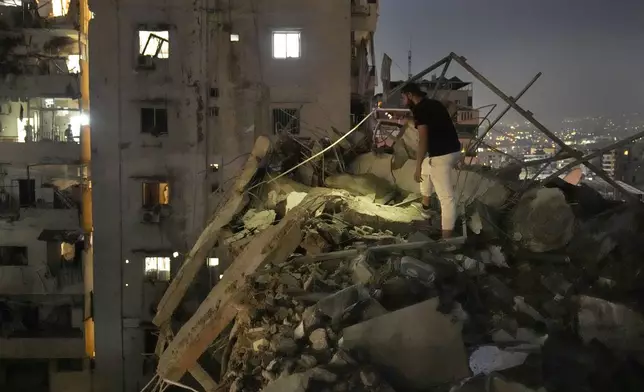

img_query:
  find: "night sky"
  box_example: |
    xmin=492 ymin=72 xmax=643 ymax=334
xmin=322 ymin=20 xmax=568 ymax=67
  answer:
xmin=375 ymin=0 xmax=644 ymax=127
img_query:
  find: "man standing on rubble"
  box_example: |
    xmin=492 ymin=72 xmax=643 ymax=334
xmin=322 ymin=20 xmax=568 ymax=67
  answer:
xmin=401 ymin=83 xmax=461 ymax=239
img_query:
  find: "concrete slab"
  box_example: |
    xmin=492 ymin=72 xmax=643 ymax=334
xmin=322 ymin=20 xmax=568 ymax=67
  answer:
xmin=341 ymin=298 xmax=470 ymax=389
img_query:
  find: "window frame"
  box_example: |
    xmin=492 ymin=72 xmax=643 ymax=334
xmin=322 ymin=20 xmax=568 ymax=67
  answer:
xmin=138 ymin=30 xmax=170 ymax=59
xmin=271 ymin=30 xmax=302 ymax=59
xmin=271 ymin=107 xmax=301 ymax=135
xmin=144 ymin=256 xmax=171 ymax=282
xmin=141 ymin=181 xmax=170 ymax=209
xmin=140 ymin=107 xmax=168 ymax=135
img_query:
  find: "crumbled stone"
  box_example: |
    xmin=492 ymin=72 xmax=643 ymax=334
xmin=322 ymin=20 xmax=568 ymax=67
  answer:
xmin=253 ymin=338 xmax=270 ymax=352
xmin=298 ymin=354 xmax=318 ymax=369
xmin=308 ymin=367 xmax=338 ymax=383
xmin=309 ymin=328 xmax=329 ymax=351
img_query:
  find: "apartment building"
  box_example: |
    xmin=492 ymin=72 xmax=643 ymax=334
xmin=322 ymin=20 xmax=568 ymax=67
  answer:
xmin=88 ymin=0 xmax=378 ymax=391
xmin=615 ymin=140 xmax=644 ymax=187
xmin=0 ymin=1 xmax=93 ymax=392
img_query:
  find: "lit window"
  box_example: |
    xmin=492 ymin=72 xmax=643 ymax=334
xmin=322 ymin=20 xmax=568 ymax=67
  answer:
xmin=139 ymin=31 xmax=170 ymax=59
xmin=207 ymin=257 xmax=219 ymax=267
xmin=142 ymin=182 xmax=170 ymax=208
xmin=52 ymin=0 xmax=69 ymax=17
xmin=272 ymin=31 xmax=301 ymax=59
xmin=66 ymin=55 xmax=80 ymax=73
xmin=145 ymin=256 xmax=171 ymax=281
xmin=624 ymin=150 xmax=629 ymax=156
xmin=230 ymin=34 xmax=240 ymax=42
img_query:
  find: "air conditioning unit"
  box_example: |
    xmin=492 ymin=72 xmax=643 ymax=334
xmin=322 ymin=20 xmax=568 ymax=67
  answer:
xmin=141 ymin=210 xmax=161 ymax=223
xmin=136 ymin=55 xmax=156 ymax=71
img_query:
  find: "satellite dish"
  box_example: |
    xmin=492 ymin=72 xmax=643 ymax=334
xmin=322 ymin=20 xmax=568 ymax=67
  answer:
xmin=562 ymin=167 xmax=583 ymax=185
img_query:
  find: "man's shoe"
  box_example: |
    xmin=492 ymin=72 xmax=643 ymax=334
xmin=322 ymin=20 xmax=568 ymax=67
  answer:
xmin=413 ymin=202 xmax=432 ymax=219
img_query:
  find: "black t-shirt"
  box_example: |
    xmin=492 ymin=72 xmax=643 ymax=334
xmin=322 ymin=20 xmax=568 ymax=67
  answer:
xmin=411 ymin=98 xmax=461 ymax=157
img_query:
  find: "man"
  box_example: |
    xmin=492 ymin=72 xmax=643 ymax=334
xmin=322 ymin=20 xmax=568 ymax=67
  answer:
xmin=401 ymin=83 xmax=461 ymax=239
xmin=64 ymin=124 xmax=74 ymax=143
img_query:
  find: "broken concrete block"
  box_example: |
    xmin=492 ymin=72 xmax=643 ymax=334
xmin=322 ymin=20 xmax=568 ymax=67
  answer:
xmin=325 ymin=173 xmax=398 ymax=204
xmin=341 ymin=298 xmax=470 ymax=389
xmin=350 ymin=254 xmax=374 ymax=284
xmin=253 ymin=338 xmax=270 ymax=352
xmin=286 ymin=192 xmax=308 ymax=213
xmin=349 ymin=154 xmax=510 ymax=210
xmin=298 ymin=354 xmax=317 ymax=369
xmin=398 ymin=256 xmax=437 ymax=284
xmin=469 ymin=346 xmax=529 ymax=376
xmin=315 ymin=284 xmax=371 ymax=324
xmin=243 ymin=209 xmax=277 ymax=231
xmin=309 ymin=328 xmax=329 ymax=351
xmin=578 ymin=296 xmax=644 ymax=352
xmin=339 ymin=195 xmax=425 ymax=233
xmin=507 ymin=187 xmax=575 ymax=252
xmin=261 ymin=373 xmax=310 ymax=392
xmin=308 ymin=367 xmax=338 ymax=383
xmin=301 ymin=229 xmax=330 ymax=256
xmin=479 ymin=245 xmax=509 ymax=268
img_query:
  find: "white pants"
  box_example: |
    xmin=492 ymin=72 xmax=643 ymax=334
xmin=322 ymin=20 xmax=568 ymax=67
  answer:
xmin=420 ymin=152 xmax=460 ymax=231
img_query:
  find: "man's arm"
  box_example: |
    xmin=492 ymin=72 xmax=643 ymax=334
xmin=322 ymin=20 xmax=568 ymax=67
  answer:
xmin=416 ymin=124 xmax=429 ymax=166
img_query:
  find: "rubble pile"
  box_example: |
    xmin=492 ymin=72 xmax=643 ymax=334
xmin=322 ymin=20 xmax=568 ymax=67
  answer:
xmin=155 ymin=136 xmax=644 ymax=392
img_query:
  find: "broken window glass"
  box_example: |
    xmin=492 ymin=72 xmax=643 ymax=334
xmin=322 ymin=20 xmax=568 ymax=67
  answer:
xmin=139 ymin=30 xmax=170 ymax=59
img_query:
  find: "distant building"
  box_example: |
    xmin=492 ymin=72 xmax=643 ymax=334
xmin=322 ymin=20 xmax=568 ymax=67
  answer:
xmin=615 ymin=141 xmax=644 ymax=187
xmin=476 ymin=151 xmax=507 ymax=168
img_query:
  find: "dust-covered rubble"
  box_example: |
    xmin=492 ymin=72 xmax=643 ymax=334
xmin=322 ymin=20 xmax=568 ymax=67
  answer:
xmin=155 ymin=135 xmax=644 ymax=392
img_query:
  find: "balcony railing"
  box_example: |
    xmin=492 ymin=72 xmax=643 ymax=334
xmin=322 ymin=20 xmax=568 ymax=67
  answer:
xmin=351 ymin=4 xmax=371 ymax=15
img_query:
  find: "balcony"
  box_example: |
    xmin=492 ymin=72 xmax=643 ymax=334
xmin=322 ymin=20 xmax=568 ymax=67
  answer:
xmin=0 ymin=74 xmax=81 ymax=99
xmin=456 ymin=109 xmax=480 ymax=126
xmin=0 ymin=337 xmax=85 ymax=359
xmin=352 ymin=2 xmax=378 ymax=35
xmin=0 ymin=139 xmax=81 ymax=165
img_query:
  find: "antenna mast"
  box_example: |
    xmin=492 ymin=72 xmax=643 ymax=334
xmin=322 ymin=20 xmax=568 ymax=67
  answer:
xmin=407 ymin=37 xmax=412 ymax=79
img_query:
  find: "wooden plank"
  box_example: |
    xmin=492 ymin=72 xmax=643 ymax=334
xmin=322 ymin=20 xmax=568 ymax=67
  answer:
xmin=156 ymin=189 xmax=335 ymax=381
xmin=153 ymin=136 xmax=272 ymax=327
xmin=188 ymin=363 xmax=218 ymax=392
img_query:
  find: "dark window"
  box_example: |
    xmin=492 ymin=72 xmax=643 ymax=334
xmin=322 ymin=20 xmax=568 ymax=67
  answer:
xmin=141 ymin=108 xmax=168 ymax=135
xmin=144 ymin=329 xmax=158 ymax=354
xmin=272 ymin=108 xmax=300 ymax=134
xmin=56 ymin=359 xmax=84 ymax=372
xmin=0 ymin=246 xmax=28 ymax=266
xmin=467 ymin=96 xmax=473 ymax=107
xmin=18 ymin=179 xmax=36 ymax=207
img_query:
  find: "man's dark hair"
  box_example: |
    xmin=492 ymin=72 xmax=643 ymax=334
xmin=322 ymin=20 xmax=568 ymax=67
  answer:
xmin=400 ymin=82 xmax=427 ymax=97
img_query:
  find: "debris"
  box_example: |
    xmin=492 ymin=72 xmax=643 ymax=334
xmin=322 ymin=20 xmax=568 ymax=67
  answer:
xmin=508 ymin=187 xmax=575 ymax=252
xmin=469 ymin=346 xmax=529 ymax=375
xmin=152 ymin=113 xmax=644 ymax=392
xmin=309 ymin=328 xmax=329 ymax=351
xmin=153 ymin=135 xmax=272 ymax=327
xmin=341 ymin=298 xmax=470 ymax=389
xmin=243 ymin=209 xmax=277 ymax=231
xmin=577 ymin=296 xmax=644 ymax=352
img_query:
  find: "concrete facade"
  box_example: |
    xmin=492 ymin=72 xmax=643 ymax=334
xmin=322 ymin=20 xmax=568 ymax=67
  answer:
xmin=88 ymin=0 xmax=377 ymax=391
xmin=0 ymin=3 xmax=92 ymax=392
